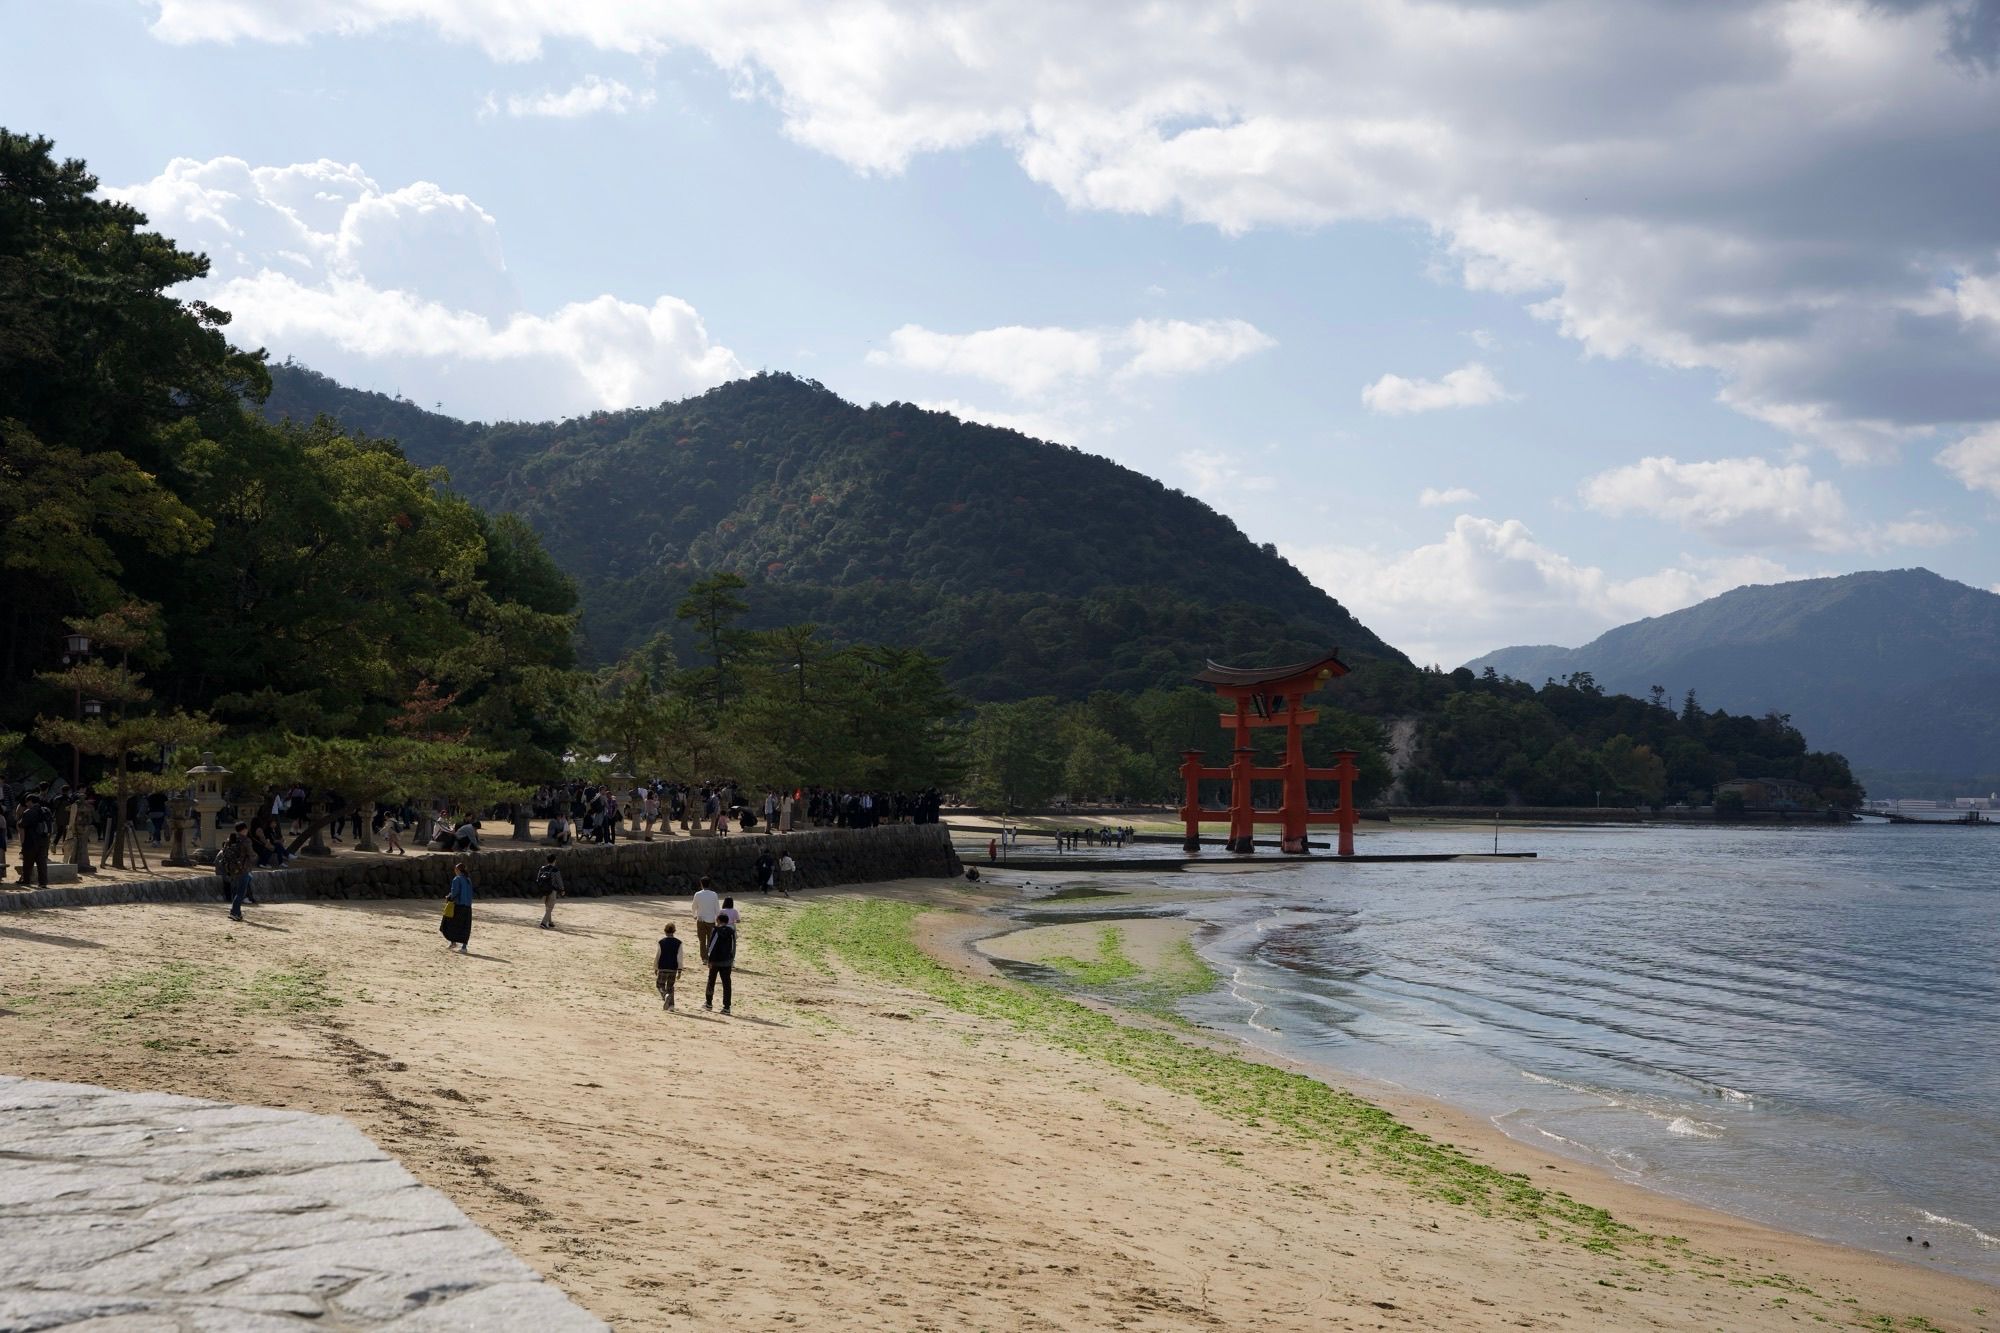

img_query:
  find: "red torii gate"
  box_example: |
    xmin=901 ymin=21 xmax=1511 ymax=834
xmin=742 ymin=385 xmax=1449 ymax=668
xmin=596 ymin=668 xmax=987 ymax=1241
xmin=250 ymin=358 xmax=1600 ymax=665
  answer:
xmin=1179 ymin=652 xmax=1359 ymax=856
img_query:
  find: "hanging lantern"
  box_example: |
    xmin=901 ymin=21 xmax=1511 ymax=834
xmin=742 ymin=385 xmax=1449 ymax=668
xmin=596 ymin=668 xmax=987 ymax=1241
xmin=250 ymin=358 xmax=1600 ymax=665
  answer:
xmin=83 ymin=699 xmax=103 ymax=717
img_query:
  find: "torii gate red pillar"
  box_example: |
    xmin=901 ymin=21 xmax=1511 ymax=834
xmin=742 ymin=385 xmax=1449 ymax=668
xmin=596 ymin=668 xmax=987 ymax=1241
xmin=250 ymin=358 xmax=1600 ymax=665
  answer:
xmin=1179 ymin=651 xmax=1359 ymax=856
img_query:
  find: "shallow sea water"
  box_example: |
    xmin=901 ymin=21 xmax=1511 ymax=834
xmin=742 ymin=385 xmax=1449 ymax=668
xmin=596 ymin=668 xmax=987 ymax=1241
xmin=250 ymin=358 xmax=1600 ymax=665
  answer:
xmin=1150 ymin=822 xmax=2000 ymax=1282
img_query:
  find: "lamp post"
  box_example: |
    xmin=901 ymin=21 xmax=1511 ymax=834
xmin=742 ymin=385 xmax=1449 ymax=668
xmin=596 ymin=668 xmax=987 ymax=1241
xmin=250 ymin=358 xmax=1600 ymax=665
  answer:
xmin=60 ymin=632 xmax=91 ymax=793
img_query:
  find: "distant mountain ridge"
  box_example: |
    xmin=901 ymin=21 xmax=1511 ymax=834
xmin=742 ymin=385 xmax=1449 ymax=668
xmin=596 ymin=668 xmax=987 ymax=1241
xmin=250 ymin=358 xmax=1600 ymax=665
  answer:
xmin=261 ymin=364 xmax=1403 ymax=698
xmin=1465 ymin=570 xmax=2000 ymax=786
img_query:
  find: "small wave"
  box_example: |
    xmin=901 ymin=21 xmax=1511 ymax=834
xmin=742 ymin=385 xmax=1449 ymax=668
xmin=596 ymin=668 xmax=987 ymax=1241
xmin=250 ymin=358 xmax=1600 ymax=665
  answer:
xmin=1919 ymin=1211 xmax=2000 ymax=1247
xmin=1519 ymin=1070 xmax=1620 ymax=1104
xmin=1666 ymin=1116 xmax=1721 ymax=1139
xmin=1520 ymin=1072 xmax=1723 ymax=1139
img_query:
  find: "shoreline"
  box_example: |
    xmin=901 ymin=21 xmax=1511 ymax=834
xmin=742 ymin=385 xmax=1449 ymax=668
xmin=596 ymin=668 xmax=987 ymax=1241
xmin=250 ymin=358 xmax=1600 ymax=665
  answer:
xmin=951 ymin=870 xmax=1997 ymax=1306
xmin=0 ymin=881 xmax=1990 ymax=1330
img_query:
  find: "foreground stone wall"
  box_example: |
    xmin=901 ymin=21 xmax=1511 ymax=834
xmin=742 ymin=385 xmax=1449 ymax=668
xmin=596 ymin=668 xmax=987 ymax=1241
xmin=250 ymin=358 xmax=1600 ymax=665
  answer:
xmin=0 ymin=823 xmax=963 ymax=913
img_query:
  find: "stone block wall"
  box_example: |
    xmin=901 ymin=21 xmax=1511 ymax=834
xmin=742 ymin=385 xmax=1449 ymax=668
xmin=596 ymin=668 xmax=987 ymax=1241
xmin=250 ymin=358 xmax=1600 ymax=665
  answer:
xmin=0 ymin=824 xmax=963 ymax=913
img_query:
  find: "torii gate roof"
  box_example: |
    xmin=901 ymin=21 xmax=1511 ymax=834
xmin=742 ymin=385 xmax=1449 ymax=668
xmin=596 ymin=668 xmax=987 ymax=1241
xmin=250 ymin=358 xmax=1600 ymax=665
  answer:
xmin=1193 ymin=651 xmax=1350 ymax=689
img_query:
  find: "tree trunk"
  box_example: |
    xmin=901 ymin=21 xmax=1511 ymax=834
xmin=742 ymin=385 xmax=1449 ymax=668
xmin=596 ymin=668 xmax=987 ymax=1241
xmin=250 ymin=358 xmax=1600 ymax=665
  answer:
xmin=286 ymin=810 xmax=348 ymax=856
xmin=110 ymin=760 xmax=129 ymax=870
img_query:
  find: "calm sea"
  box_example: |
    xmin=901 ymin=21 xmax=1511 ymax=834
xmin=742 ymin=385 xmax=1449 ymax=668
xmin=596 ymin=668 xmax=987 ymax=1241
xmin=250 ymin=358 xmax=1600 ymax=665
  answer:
xmin=1162 ymin=824 xmax=2000 ymax=1282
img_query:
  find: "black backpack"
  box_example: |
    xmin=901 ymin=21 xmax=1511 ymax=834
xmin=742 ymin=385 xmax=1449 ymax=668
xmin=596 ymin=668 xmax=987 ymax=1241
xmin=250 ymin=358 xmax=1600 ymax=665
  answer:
xmin=535 ymin=863 xmax=559 ymax=892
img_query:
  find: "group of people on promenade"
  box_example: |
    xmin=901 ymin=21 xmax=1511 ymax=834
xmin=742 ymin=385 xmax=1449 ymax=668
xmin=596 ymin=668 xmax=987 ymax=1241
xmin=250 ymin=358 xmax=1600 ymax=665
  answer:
xmin=3 ymin=780 xmax=173 ymax=886
xmin=5 ymin=765 xmax=948 ymax=889
xmin=531 ymin=779 xmax=947 ymax=846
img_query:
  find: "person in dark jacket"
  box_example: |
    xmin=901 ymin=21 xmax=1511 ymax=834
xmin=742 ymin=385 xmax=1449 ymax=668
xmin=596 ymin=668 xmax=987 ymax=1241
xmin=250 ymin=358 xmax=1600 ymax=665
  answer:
xmin=217 ymin=823 xmax=256 ymax=921
xmin=754 ymin=849 xmax=775 ymax=895
xmin=536 ymin=854 xmax=564 ymax=929
xmin=704 ymin=905 xmax=738 ymax=1014
xmin=656 ymin=923 xmax=683 ymax=1010
xmin=16 ymin=795 xmax=53 ymax=888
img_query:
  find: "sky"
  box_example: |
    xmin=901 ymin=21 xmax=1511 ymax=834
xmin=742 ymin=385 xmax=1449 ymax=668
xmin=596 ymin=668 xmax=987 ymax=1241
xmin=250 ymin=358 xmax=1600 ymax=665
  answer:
xmin=6 ymin=0 xmax=1999 ymax=666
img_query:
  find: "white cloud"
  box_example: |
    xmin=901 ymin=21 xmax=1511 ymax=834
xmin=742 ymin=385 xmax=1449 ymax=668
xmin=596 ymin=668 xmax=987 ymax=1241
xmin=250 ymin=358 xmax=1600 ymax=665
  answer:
xmin=1579 ymin=455 xmax=1851 ymax=550
xmin=1120 ymin=318 xmax=1274 ymax=378
xmin=1287 ymin=515 xmax=1806 ymax=667
xmin=872 ymin=324 xmax=1104 ymax=397
xmin=1417 ymin=486 xmax=1479 ymax=507
xmin=1873 ymin=516 xmax=1968 ymax=547
xmin=1579 ymin=454 xmax=1964 ymax=552
xmin=110 ymin=155 xmax=739 ymax=419
xmin=1178 ymin=449 xmax=1275 ymax=497
xmin=1938 ymin=426 xmax=2000 ymax=498
xmin=490 ymin=74 xmax=655 ymax=119
xmin=145 ymin=0 xmax=2000 ymax=452
xmin=869 ymin=316 xmax=1271 ymax=397
xmin=912 ymin=398 xmax=1079 ymax=443
xmin=1361 ymin=362 xmax=1512 ymax=415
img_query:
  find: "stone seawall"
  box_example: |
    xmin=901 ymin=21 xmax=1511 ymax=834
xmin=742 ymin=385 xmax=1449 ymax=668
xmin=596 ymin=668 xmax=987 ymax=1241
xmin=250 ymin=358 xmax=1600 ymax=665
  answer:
xmin=0 ymin=824 xmax=963 ymax=913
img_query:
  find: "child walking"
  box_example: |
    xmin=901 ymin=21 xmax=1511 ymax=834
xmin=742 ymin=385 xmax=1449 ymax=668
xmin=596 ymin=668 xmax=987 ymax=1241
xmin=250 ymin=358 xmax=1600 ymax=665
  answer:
xmin=656 ymin=923 xmax=683 ymax=1010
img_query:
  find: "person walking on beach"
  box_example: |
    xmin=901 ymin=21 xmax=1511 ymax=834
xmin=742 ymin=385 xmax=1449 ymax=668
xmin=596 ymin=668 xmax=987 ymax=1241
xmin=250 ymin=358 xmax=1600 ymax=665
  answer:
xmin=705 ymin=902 xmax=738 ymax=1014
xmin=218 ymin=822 xmax=256 ymax=921
xmin=691 ymin=877 xmax=720 ymax=960
xmin=536 ymin=853 xmax=564 ymax=929
xmin=441 ymin=862 xmax=474 ymax=953
xmin=754 ymin=848 xmax=776 ymax=895
xmin=777 ymin=850 xmax=797 ymax=896
xmin=656 ymin=922 xmax=683 ymax=1010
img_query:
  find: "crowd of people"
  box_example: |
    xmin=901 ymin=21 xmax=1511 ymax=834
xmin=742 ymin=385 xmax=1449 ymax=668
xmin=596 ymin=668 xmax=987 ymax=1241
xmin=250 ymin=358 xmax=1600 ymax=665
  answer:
xmin=986 ymin=823 xmax=1141 ymax=860
xmin=1 ymin=780 xmax=175 ymax=886
xmin=527 ymin=780 xmax=945 ymax=846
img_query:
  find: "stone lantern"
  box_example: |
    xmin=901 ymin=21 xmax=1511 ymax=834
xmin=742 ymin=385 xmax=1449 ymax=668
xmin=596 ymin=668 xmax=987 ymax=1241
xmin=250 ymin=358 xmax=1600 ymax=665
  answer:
xmin=608 ymin=772 xmax=632 ymax=845
xmin=163 ymin=793 xmax=194 ymax=868
xmin=186 ymin=753 xmax=229 ymax=860
xmin=304 ymin=794 xmax=334 ymax=856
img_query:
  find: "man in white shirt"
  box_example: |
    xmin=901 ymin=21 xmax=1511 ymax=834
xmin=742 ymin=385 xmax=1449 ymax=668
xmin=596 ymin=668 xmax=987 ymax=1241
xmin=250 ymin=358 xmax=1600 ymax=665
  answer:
xmin=691 ymin=877 xmax=721 ymax=960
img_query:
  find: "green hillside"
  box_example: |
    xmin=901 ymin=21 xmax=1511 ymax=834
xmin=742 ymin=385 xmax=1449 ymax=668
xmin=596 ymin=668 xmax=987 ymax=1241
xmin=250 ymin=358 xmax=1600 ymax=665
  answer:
xmin=262 ymin=363 xmax=1403 ymax=698
xmin=1466 ymin=570 xmax=2000 ymax=788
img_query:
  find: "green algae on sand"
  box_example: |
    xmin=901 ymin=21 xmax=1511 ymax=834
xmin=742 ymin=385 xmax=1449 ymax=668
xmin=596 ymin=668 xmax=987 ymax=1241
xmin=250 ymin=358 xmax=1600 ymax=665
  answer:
xmin=785 ymin=898 xmax=1631 ymax=1252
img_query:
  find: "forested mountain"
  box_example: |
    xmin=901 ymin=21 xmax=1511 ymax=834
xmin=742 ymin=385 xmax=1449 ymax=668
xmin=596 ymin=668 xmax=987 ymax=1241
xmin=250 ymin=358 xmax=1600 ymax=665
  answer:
xmin=261 ymin=364 xmax=1401 ymax=698
xmin=1465 ymin=570 xmax=2000 ymax=789
xmin=262 ymin=363 xmax=1868 ymax=808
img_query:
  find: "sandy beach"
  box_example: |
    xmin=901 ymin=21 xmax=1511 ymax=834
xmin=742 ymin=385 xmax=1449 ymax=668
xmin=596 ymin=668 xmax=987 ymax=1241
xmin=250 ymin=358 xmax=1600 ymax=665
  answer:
xmin=0 ymin=877 xmax=1991 ymax=1331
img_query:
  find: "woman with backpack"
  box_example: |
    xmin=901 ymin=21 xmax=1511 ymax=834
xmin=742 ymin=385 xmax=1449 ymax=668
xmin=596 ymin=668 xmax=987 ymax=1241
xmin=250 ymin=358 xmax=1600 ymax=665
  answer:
xmin=705 ymin=901 xmax=738 ymax=1014
xmin=536 ymin=853 xmax=564 ymax=929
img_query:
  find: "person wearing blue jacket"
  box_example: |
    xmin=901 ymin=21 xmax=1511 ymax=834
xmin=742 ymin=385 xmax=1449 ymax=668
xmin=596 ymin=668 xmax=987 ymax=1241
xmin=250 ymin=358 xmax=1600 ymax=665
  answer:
xmin=440 ymin=862 xmax=474 ymax=953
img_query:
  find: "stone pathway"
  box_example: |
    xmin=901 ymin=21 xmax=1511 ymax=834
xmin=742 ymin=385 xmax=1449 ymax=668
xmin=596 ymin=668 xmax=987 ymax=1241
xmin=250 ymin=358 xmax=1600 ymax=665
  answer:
xmin=0 ymin=1075 xmax=606 ymax=1331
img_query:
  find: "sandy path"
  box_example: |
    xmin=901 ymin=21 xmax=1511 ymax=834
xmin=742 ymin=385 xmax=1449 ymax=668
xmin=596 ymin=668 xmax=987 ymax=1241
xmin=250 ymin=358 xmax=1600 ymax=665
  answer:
xmin=0 ymin=886 xmax=1990 ymax=1332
